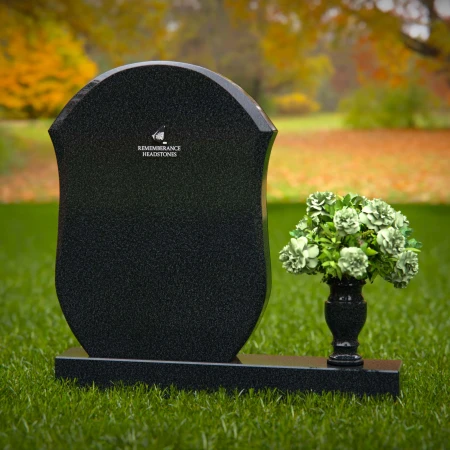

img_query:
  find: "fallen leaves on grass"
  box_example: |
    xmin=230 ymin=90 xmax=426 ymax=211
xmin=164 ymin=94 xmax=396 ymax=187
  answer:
xmin=0 ymin=153 xmax=58 ymax=202
xmin=268 ymin=129 xmax=450 ymax=203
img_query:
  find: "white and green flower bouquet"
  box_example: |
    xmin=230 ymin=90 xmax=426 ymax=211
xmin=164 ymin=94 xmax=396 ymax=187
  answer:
xmin=279 ymin=192 xmax=422 ymax=288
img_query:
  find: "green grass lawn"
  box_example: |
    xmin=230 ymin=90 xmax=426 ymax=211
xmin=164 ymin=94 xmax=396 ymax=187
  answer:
xmin=1 ymin=203 xmax=449 ymax=449
xmin=2 ymin=119 xmax=54 ymax=144
xmin=271 ymin=113 xmax=345 ymax=133
xmin=0 ymin=120 xmax=53 ymax=174
xmin=271 ymin=111 xmax=450 ymax=133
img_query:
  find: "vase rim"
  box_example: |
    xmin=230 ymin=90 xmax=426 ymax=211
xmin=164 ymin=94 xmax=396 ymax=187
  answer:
xmin=326 ymin=277 xmax=366 ymax=287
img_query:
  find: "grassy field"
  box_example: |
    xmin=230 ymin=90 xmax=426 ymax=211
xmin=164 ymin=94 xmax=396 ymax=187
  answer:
xmin=1 ymin=203 xmax=449 ymax=449
xmin=272 ymin=113 xmax=345 ymax=133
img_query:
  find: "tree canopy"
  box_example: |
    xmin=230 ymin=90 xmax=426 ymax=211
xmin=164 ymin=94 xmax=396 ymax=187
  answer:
xmin=1 ymin=0 xmax=449 ymax=118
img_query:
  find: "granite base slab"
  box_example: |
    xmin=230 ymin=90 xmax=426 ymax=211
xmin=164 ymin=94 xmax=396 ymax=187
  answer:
xmin=55 ymin=348 xmax=401 ymax=397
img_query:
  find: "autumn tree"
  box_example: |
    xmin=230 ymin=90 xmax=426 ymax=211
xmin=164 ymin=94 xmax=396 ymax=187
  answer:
xmin=1 ymin=0 xmax=333 ymax=107
xmin=226 ymin=0 xmax=450 ymax=108
xmin=329 ymin=1 xmax=450 ymax=108
xmin=374 ymin=0 xmax=450 ymax=83
xmin=164 ymin=0 xmax=332 ymax=104
xmin=0 ymin=20 xmax=97 ymax=118
xmin=0 ymin=1 xmax=170 ymax=118
xmin=3 ymin=0 xmax=448 ymax=118
xmin=298 ymin=0 xmax=449 ymax=86
xmin=0 ymin=1 xmax=169 ymax=64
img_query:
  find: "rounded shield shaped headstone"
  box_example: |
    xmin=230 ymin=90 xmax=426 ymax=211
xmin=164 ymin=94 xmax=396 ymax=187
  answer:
xmin=50 ymin=62 xmax=277 ymax=362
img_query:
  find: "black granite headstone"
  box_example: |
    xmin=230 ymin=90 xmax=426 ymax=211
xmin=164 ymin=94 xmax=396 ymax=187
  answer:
xmin=52 ymin=61 xmax=401 ymax=396
xmin=50 ymin=61 xmax=276 ymax=363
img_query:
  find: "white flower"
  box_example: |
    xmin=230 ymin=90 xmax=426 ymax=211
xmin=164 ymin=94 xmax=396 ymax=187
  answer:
xmin=279 ymin=237 xmax=319 ymax=274
xmin=306 ymin=191 xmax=336 ymax=219
xmin=338 ymin=247 xmax=369 ymax=279
xmin=376 ymin=227 xmax=405 ymax=257
xmin=334 ymin=207 xmax=360 ymax=236
xmin=359 ymin=199 xmax=395 ymax=232
xmin=393 ymin=211 xmax=410 ymax=229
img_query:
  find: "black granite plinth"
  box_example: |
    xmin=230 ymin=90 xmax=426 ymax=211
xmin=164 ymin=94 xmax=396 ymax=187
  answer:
xmin=56 ymin=348 xmax=401 ymax=397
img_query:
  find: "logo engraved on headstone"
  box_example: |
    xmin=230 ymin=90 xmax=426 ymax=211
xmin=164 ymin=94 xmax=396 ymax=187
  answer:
xmin=152 ymin=125 xmax=167 ymax=144
xmin=138 ymin=125 xmax=181 ymax=157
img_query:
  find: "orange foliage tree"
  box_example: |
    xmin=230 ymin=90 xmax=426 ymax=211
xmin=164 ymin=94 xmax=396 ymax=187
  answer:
xmin=228 ymin=1 xmax=449 ymax=96
xmin=2 ymin=0 xmax=448 ymax=117
xmin=325 ymin=0 xmax=450 ymax=91
xmin=0 ymin=1 xmax=169 ymax=65
xmin=0 ymin=20 xmax=97 ymax=118
xmin=0 ymin=1 xmax=169 ymax=119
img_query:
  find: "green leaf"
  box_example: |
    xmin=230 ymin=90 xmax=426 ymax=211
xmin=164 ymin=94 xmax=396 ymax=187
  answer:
xmin=400 ymin=226 xmax=413 ymax=238
xmin=368 ymin=270 xmax=378 ymax=283
xmin=350 ymin=194 xmax=366 ymax=207
xmin=407 ymin=238 xmax=423 ymax=249
xmin=343 ymin=193 xmax=351 ymax=205
xmin=320 ymin=225 xmax=333 ymax=237
xmin=345 ymin=236 xmax=356 ymax=247
xmin=405 ymin=247 xmax=421 ymax=253
xmin=363 ymin=247 xmax=378 ymax=256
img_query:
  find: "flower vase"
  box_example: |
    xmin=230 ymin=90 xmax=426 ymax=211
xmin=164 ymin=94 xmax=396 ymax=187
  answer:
xmin=325 ymin=278 xmax=367 ymax=366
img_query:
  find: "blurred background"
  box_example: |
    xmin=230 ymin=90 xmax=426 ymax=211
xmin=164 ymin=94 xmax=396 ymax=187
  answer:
xmin=2 ymin=3 xmax=450 ymax=447
xmin=0 ymin=0 xmax=449 ymax=203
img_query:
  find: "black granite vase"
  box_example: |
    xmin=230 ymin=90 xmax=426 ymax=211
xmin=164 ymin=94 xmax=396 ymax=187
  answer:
xmin=325 ymin=277 xmax=367 ymax=366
